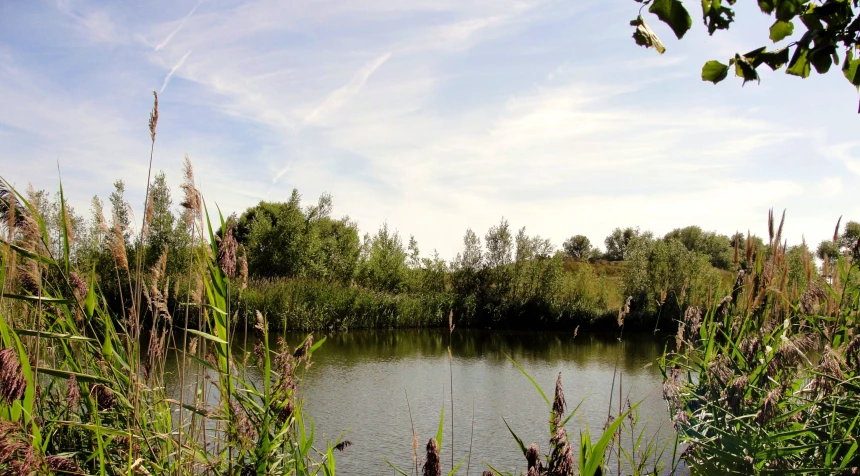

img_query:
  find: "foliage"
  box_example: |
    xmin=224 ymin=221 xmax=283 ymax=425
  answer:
xmin=562 ymin=234 xmax=592 ymax=261
xmin=236 ymin=192 xmax=360 ymax=283
xmin=239 ymin=277 xmax=451 ymax=330
xmin=663 ymin=225 xmax=733 ymax=270
xmin=664 ymin=214 xmax=858 ymax=473
xmin=357 ymin=223 xmax=408 ymax=293
xmin=0 ymin=178 xmax=343 ymax=474
xmin=630 ymin=0 xmax=860 ymax=94
xmin=604 ymin=227 xmax=646 ymax=262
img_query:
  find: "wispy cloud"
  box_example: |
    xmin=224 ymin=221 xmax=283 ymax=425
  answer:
xmin=272 ymin=164 xmax=291 ymax=185
xmin=155 ymin=0 xmax=204 ymax=51
xmin=305 ymin=52 xmax=392 ymax=125
xmin=160 ymin=50 xmax=192 ymax=93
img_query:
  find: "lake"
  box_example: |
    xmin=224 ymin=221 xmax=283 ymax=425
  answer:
xmin=165 ymin=329 xmax=678 ymax=475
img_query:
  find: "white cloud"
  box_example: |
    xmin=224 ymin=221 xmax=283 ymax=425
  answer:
xmin=818 ymin=177 xmax=843 ymax=198
xmin=305 ymin=52 xmax=392 ymax=125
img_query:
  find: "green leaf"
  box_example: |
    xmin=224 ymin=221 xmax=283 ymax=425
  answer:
xmin=14 ymin=329 xmax=96 ymax=342
xmin=809 ymin=44 xmax=837 ymax=74
xmin=701 ymin=0 xmax=735 ymax=35
xmin=84 ymin=265 xmax=96 ymax=319
xmin=583 ymin=412 xmax=629 ymax=476
xmin=186 ymin=328 xmax=228 ymax=345
xmin=759 ymin=47 xmax=790 ymax=70
xmin=787 ymin=44 xmax=811 ymax=77
xmin=502 ymin=417 xmax=527 ymax=457
xmin=436 ymin=404 xmax=445 ymax=451
xmin=701 ymin=60 xmax=730 ymax=83
xmin=769 ymin=20 xmax=794 ymax=42
xmin=758 ymin=0 xmax=775 ymax=14
xmin=775 ymin=0 xmax=800 ymax=22
xmin=630 ymin=16 xmax=666 ymax=54
xmin=58 ymin=176 xmax=71 ymax=274
xmin=3 ymin=294 xmax=75 ymax=304
xmin=733 ymin=54 xmax=760 ymax=83
xmin=446 ymin=457 xmax=466 ymax=476
xmin=36 ymin=367 xmax=111 ymax=384
xmin=383 ymin=458 xmax=410 ymax=476
xmin=504 ymin=353 xmax=550 ymax=407
xmin=843 ymin=49 xmax=860 ymax=88
xmin=648 ymin=0 xmax=693 ymax=39
xmin=0 ymin=240 xmax=56 ymax=266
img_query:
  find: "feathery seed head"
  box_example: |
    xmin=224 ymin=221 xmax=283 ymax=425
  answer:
xmin=0 ymin=348 xmax=27 ymax=405
xmin=149 ymin=91 xmax=158 ymax=142
xmin=423 ymin=438 xmax=440 ymax=476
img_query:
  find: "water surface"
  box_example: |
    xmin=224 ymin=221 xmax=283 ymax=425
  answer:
xmin=166 ymin=329 xmax=676 ymax=475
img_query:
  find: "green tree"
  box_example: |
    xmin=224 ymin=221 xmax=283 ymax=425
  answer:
xmin=145 ymin=171 xmax=175 ymax=267
xmin=604 ymin=227 xmax=641 ymax=261
xmin=109 ymin=180 xmax=132 ymax=242
xmin=630 ymin=0 xmax=860 ymax=92
xmin=407 ymin=235 xmax=420 ymax=268
xmin=817 ymin=239 xmax=840 ymax=268
xmin=236 ymin=191 xmax=360 ymax=282
xmin=663 ymin=226 xmax=733 ymax=270
xmin=840 ymin=220 xmax=860 ymax=259
xmin=357 ymin=223 xmax=407 ymax=292
xmin=562 ymin=234 xmax=592 ymax=260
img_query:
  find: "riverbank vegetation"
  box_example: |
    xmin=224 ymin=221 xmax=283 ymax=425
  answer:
xmin=20 ymin=159 xmax=850 ymax=335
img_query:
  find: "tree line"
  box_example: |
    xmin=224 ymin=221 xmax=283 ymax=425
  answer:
xmin=24 ymin=169 xmax=842 ymax=330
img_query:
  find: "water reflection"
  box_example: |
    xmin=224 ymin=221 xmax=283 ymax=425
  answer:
xmin=164 ymin=329 xmax=676 ymax=475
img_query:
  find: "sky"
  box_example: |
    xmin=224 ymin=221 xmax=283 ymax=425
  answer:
xmin=1 ymin=0 xmax=859 ymax=260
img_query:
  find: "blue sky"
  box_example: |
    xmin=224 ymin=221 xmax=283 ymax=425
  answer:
xmin=2 ymin=0 xmax=859 ymax=259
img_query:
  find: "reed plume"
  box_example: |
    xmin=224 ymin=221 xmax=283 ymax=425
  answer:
xmin=218 ymin=224 xmax=238 ymax=279
xmin=149 ymin=91 xmax=158 ymax=142
xmin=180 ymin=155 xmax=201 ymax=227
xmin=333 ymin=440 xmax=353 ymax=452
xmin=422 ymin=438 xmax=440 ymax=476
xmin=0 ymin=421 xmax=39 ymax=475
xmin=46 ymin=455 xmax=84 ymax=475
xmin=0 ymin=348 xmax=26 ymax=405
xmin=66 ymin=374 xmax=80 ymax=409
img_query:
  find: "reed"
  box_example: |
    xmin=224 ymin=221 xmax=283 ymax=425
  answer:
xmin=0 ymin=108 xmax=343 ymax=475
xmin=663 ymin=214 xmax=860 ymax=473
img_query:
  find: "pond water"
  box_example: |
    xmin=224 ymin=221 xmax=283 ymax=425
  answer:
xmin=165 ymin=329 xmax=678 ymax=475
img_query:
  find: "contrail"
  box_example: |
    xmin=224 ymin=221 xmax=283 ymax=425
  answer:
xmin=160 ymin=50 xmax=192 ymax=93
xmin=305 ymin=52 xmax=392 ymax=124
xmin=155 ymin=0 xmax=203 ymax=51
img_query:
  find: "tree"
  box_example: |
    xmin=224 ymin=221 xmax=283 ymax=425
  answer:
xmin=840 ymin=220 xmax=860 ymax=259
xmin=663 ymin=226 xmax=733 ymax=270
xmin=235 ymin=190 xmax=360 ymax=281
xmin=145 ymin=171 xmax=174 ymax=267
xmin=604 ymin=227 xmax=641 ymax=261
xmin=407 ymin=235 xmax=420 ymax=268
xmin=817 ymin=239 xmax=840 ymax=262
xmin=484 ymin=218 xmax=513 ymax=269
xmin=357 ymin=223 xmax=407 ymax=292
xmin=562 ymin=235 xmax=592 ymax=260
xmin=630 ymin=0 xmax=860 ymax=95
xmin=109 ymin=180 xmax=132 ymax=242
xmin=457 ymin=228 xmax=483 ymax=272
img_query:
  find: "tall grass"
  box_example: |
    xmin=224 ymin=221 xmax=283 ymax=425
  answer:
xmin=239 ymin=277 xmax=452 ymax=330
xmin=0 ymin=97 xmax=343 ymax=474
xmin=663 ymin=212 xmax=860 ymax=473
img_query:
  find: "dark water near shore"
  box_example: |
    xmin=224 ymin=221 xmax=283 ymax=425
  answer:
xmin=165 ymin=329 xmax=677 ymax=475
